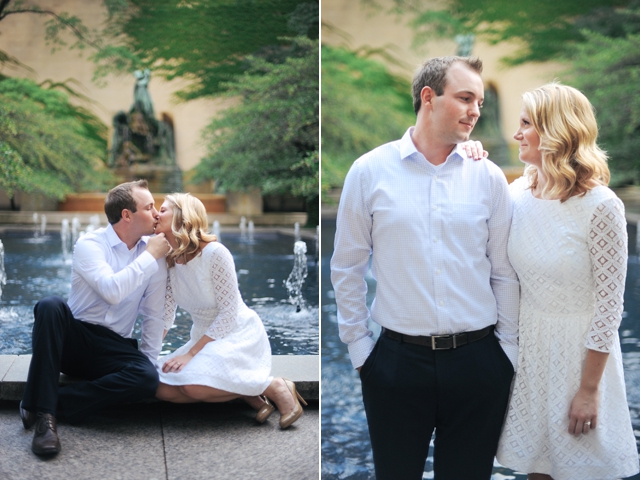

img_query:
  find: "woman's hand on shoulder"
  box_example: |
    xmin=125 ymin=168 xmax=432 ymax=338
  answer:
xmin=461 ymin=140 xmax=488 ymax=161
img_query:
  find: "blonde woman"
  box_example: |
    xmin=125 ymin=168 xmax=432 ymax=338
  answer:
xmin=153 ymin=193 xmax=306 ymax=429
xmin=493 ymin=84 xmax=638 ymax=479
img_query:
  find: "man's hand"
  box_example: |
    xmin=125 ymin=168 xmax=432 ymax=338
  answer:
xmin=146 ymin=233 xmax=171 ymax=259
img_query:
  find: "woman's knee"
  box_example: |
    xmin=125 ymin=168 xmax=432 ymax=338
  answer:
xmin=178 ymin=385 xmax=203 ymax=400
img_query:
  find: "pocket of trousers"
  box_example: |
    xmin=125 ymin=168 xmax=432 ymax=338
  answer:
xmin=359 ymin=338 xmax=380 ymax=382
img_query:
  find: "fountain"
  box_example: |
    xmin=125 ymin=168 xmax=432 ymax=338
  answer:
xmin=61 ymin=219 xmax=71 ymax=259
xmin=284 ymin=240 xmax=308 ymax=313
xmin=108 ymin=69 xmax=182 ymax=193
xmin=71 ymin=217 xmax=81 ymax=246
xmin=213 ymin=220 xmax=221 ymax=239
xmin=0 ymin=240 xmax=6 ymax=299
xmin=89 ymin=215 xmax=101 ymax=230
xmin=240 ymin=216 xmax=247 ymax=232
xmin=39 ymin=214 xmax=47 ymax=237
xmin=294 ymin=222 xmax=301 ymax=242
xmin=32 ymin=213 xmax=38 ymax=238
xmin=0 ymin=230 xmax=318 ymax=356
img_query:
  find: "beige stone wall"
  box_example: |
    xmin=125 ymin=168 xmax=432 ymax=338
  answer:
xmin=0 ymin=0 xmax=232 ymax=182
xmin=322 ymin=0 xmax=566 ymax=163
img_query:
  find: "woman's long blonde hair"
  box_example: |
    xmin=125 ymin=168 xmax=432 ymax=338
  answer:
xmin=164 ymin=193 xmax=217 ymax=268
xmin=522 ymin=83 xmax=610 ymax=202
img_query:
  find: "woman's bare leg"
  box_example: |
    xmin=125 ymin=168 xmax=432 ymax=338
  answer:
xmin=262 ymin=377 xmax=295 ymax=414
xmin=178 ymin=384 xmax=241 ymax=403
xmin=156 ymin=383 xmax=199 ymax=403
xmin=244 ymin=396 xmax=266 ymax=410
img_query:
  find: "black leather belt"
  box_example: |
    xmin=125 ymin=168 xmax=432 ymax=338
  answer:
xmin=383 ymin=325 xmax=494 ymax=350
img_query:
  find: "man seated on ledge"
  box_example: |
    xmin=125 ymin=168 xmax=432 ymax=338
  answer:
xmin=20 ymin=179 xmax=170 ymax=456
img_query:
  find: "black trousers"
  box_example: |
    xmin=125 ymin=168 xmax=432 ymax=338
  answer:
xmin=21 ymin=296 xmax=159 ymax=423
xmin=361 ymin=329 xmax=514 ymax=480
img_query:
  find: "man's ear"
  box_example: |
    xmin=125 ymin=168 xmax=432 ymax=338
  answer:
xmin=421 ymin=86 xmax=435 ymax=109
xmin=121 ymin=209 xmax=133 ymax=223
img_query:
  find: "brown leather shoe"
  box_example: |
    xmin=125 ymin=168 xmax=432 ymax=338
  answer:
xmin=19 ymin=401 xmax=37 ymax=430
xmin=32 ymin=413 xmax=61 ymax=456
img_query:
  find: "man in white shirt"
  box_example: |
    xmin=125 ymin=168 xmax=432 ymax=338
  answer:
xmin=20 ymin=180 xmax=171 ymax=455
xmin=331 ymin=57 xmax=519 ymax=479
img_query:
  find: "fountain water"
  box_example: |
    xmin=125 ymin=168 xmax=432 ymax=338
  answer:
xmin=40 ymin=214 xmax=47 ymax=237
xmin=71 ymin=217 xmax=81 ymax=246
xmin=61 ymin=219 xmax=71 ymax=259
xmin=0 ymin=230 xmax=318 ymax=356
xmin=239 ymin=216 xmax=250 ymax=243
xmin=32 ymin=213 xmax=39 ymax=238
xmin=294 ymin=222 xmax=301 ymax=242
xmin=213 ymin=220 xmax=221 ymax=238
xmin=0 ymin=240 xmax=6 ymax=299
xmin=284 ymin=240 xmax=308 ymax=313
xmin=247 ymin=221 xmax=255 ymax=243
xmin=89 ymin=215 xmax=101 ymax=230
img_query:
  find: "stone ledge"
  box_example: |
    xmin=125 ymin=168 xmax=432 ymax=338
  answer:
xmin=0 ymin=354 xmax=319 ymax=401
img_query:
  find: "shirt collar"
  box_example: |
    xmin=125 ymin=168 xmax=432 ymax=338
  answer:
xmin=105 ymin=224 xmax=124 ymax=248
xmin=399 ymin=127 xmax=419 ymax=160
xmin=105 ymin=223 xmax=149 ymax=249
xmin=400 ymin=127 xmax=467 ymax=164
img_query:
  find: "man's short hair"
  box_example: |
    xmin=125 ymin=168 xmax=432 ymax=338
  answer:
xmin=104 ymin=179 xmax=149 ymax=225
xmin=412 ymin=56 xmax=483 ymax=115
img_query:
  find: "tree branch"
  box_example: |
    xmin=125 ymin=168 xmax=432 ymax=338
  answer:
xmin=0 ymin=0 xmax=12 ymax=18
xmin=0 ymin=8 xmax=102 ymax=51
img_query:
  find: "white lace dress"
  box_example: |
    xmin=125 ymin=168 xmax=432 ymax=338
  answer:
xmin=157 ymin=242 xmax=272 ymax=395
xmin=496 ymin=177 xmax=639 ymax=479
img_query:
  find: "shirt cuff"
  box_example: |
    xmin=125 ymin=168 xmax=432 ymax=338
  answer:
xmin=137 ymin=251 xmax=160 ymax=273
xmin=348 ymin=334 xmax=376 ymax=370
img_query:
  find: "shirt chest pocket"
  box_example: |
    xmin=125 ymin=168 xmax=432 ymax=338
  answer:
xmin=444 ymin=203 xmax=489 ymax=244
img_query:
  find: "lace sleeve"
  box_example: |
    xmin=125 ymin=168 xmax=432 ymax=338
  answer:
xmin=204 ymin=244 xmax=239 ymax=340
xmin=163 ymin=270 xmax=177 ymax=331
xmin=586 ymin=196 xmax=628 ymax=352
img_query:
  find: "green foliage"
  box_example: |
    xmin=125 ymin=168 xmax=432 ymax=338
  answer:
xmin=566 ymin=26 xmax=640 ymax=185
xmin=194 ymin=37 xmax=318 ymax=209
xmin=375 ymin=0 xmax=633 ymax=65
xmin=321 ymin=45 xmax=415 ymax=194
xmin=95 ymin=0 xmax=318 ymax=99
xmin=0 ymin=78 xmax=113 ymax=198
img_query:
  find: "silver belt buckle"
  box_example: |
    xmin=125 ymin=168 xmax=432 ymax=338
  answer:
xmin=431 ymin=334 xmax=455 ymax=350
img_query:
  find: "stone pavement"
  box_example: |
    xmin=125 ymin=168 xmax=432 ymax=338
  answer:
xmin=0 ymin=355 xmax=319 ymax=480
xmin=0 ymin=400 xmax=318 ymax=480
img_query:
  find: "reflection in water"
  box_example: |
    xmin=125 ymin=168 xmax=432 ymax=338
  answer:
xmin=321 ymin=220 xmax=640 ymax=480
xmin=0 ymin=231 xmax=318 ymax=357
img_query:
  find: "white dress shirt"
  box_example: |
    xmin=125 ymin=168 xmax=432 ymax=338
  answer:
xmin=67 ymin=224 xmax=167 ymax=362
xmin=331 ymin=127 xmax=520 ymax=369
